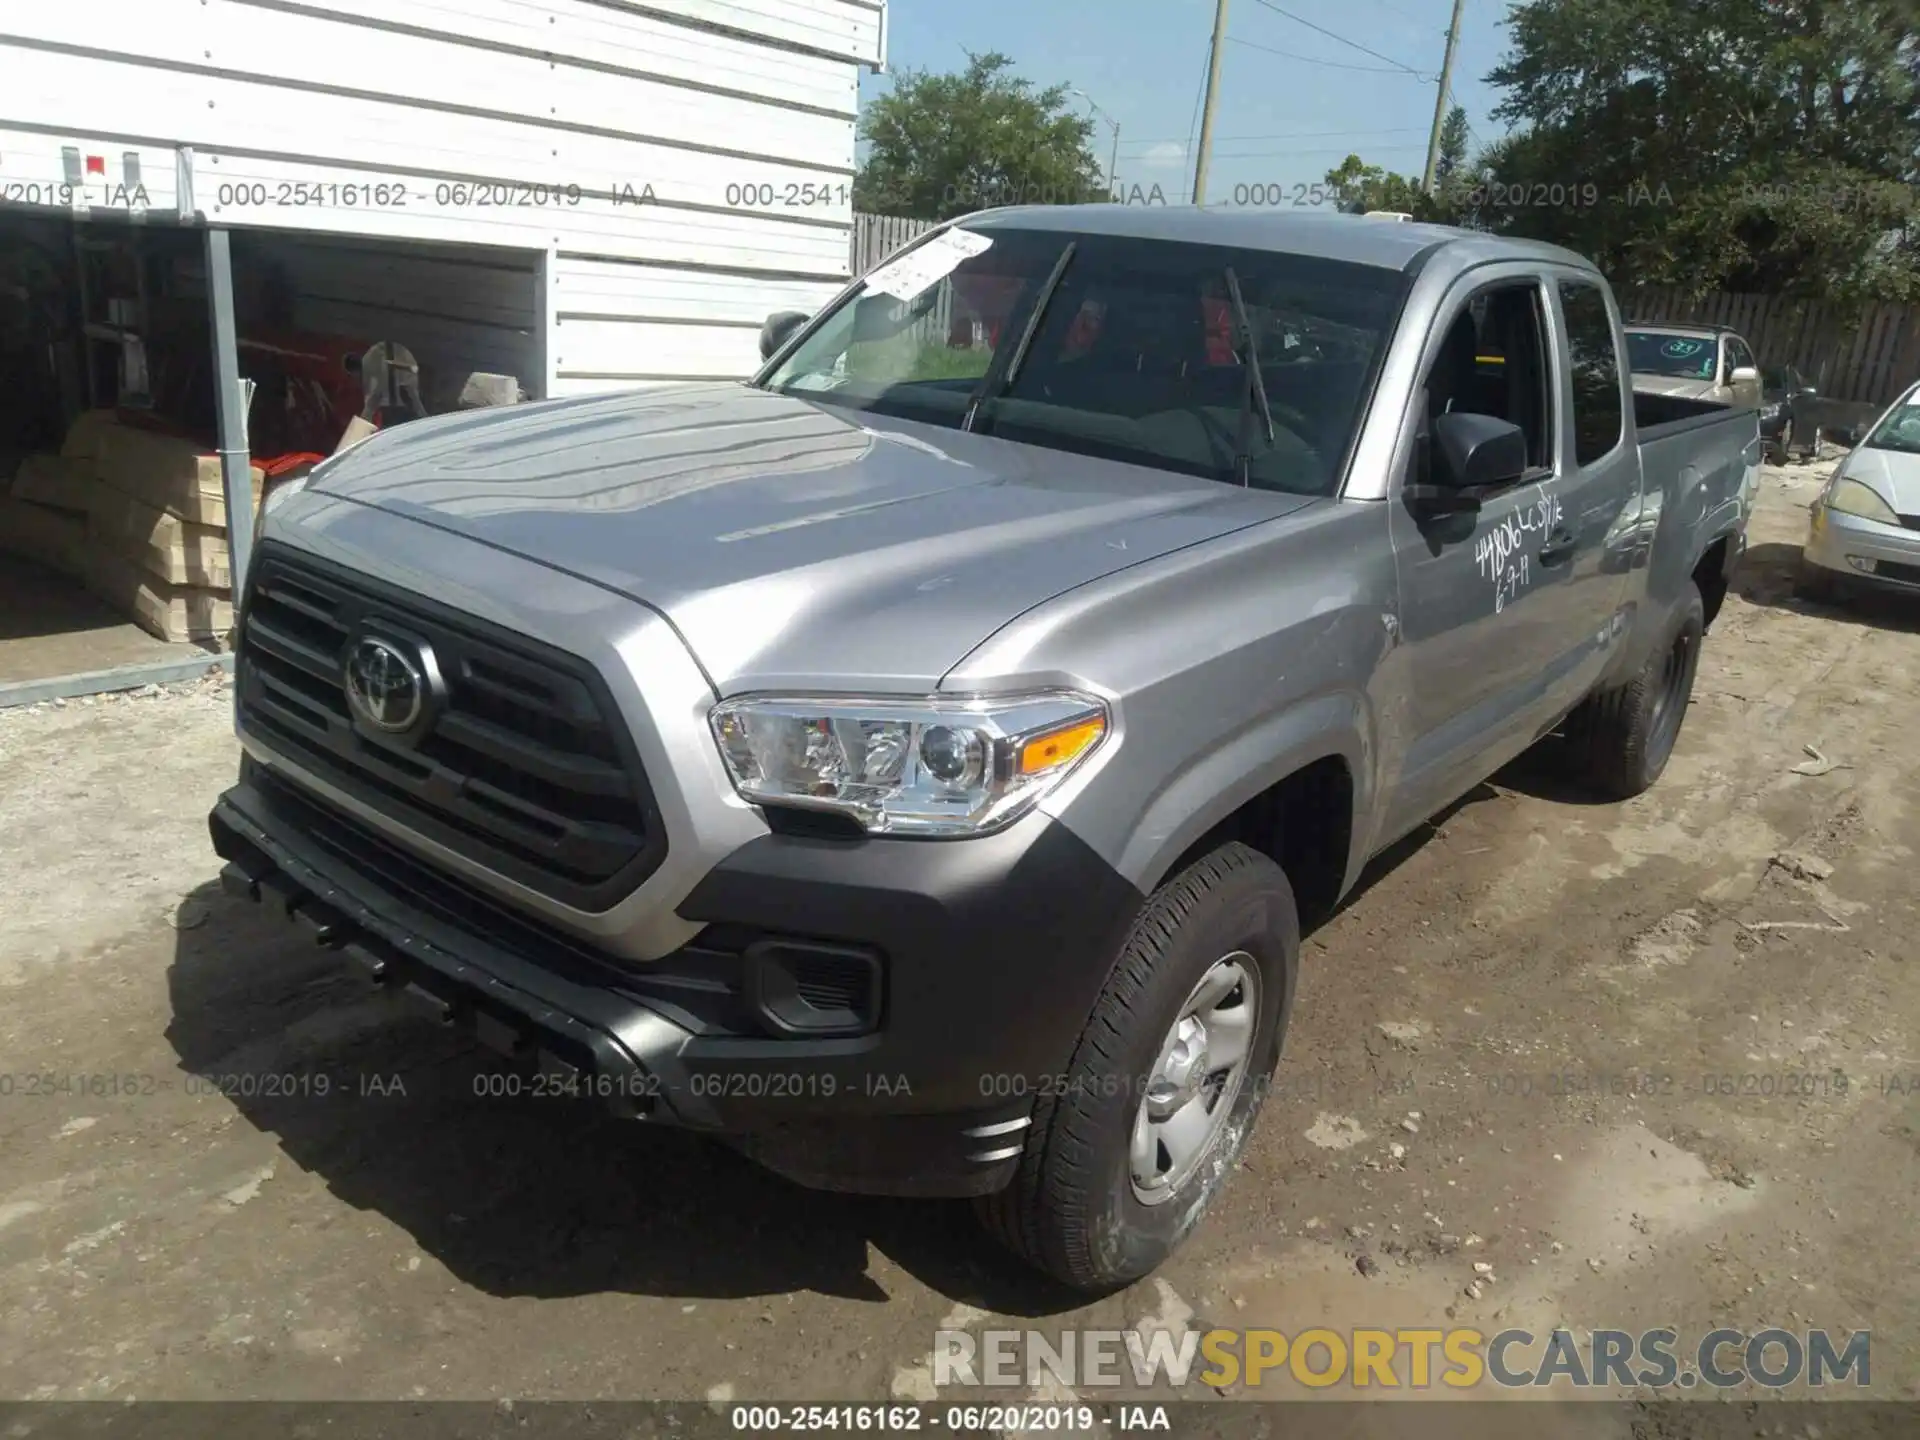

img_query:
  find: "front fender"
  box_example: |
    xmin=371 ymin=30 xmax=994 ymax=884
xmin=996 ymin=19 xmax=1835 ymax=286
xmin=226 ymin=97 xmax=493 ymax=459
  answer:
xmin=1117 ymin=689 xmax=1373 ymax=897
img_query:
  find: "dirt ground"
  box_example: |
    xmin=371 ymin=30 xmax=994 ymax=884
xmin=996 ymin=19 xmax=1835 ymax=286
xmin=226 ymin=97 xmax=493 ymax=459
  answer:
xmin=2 ymin=458 xmax=1917 ymax=1426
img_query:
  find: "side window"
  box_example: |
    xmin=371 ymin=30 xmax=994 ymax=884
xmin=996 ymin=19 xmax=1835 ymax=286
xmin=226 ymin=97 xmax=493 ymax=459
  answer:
xmin=1730 ymin=339 xmax=1755 ymax=374
xmin=1558 ymin=281 xmax=1623 ymax=466
xmin=1422 ymin=280 xmax=1556 ymax=474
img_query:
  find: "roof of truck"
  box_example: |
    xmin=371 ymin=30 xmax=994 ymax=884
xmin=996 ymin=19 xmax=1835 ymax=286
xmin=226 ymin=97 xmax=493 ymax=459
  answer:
xmin=954 ymin=205 xmax=1600 ymax=275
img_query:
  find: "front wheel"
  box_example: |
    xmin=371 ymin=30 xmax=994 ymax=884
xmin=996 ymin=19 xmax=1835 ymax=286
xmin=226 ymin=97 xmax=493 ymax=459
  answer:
xmin=1567 ymin=581 xmax=1705 ymax=799
xmin=976 ymin=842 xmax=1298 ymax=1292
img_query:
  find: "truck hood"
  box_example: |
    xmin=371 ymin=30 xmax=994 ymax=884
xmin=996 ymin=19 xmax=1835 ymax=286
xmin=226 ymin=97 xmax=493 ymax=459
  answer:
xmin=310 ymin=384 xmax=1309 ymax=692
xmin=1632 ymin=375 xmax=1718 ymax=400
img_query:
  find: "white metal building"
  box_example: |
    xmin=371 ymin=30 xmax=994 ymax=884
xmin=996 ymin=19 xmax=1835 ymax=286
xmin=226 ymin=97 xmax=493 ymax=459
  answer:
xmin=0 ymin=0 xmax=885 ymax=699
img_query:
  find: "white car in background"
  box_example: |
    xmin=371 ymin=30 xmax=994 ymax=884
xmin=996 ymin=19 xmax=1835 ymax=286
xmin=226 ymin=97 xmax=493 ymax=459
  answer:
xmin=1798 ymin=380 xmax=1920 ymax=602
xmin=1625 ymin=324 xmax=1765 ymax=411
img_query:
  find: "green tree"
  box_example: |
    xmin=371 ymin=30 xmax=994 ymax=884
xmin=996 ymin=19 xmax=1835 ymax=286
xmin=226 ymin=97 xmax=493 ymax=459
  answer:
xmin=1434 ymin=105 xmax=1471 ymax=187
xmin=853 ymin=52 xmax=1108 ymax=221
xmin=1324 ymin=107 xmax=1476 ymax=222
xmin=1324 ymin=155 xmax=1435 ymax=217
xmin=1478 ymin=0 xmax=1920 ymax=301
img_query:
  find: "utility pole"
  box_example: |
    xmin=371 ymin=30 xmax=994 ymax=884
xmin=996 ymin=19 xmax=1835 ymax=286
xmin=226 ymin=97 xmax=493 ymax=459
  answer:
xmin=1421 ymin=0 xmax=1466 ymax=195
xmin=1192 ymin=0 xmax=1231 ymax=205
xmin=1069 ymin=90 xmax=1123 ymax=199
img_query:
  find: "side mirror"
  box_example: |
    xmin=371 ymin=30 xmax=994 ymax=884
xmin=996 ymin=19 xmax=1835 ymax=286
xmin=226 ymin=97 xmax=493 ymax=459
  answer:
xmin=1729 ymin=365 xmax=1760 ymax=384
xmin=759 ymin=310 xmax=810 ymax=362
xmin=1430 ymin=410 xmax=1528 ymax=492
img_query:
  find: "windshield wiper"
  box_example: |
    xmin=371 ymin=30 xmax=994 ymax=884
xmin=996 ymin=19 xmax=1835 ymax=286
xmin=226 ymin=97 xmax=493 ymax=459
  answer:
xmin=962 ymin=241 xmax=1077 ymax=433
xmin=1222 ymin=266 xmax=1275 ymax=486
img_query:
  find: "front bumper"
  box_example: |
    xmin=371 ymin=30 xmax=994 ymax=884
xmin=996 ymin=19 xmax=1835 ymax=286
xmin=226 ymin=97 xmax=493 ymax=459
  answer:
xmin=209 ymin=761 xmax=1144 ymax=1198
xmin=1803 ymin=504 xmax=1920 ymax=592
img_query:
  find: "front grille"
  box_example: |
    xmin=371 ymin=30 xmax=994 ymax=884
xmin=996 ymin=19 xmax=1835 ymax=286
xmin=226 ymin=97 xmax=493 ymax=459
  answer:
xmin=1875 ymin=558 xmax=1920 ymax=587
xmin=1899 ymin=514 xmax=1920 ymax=531
xmin=236 ymin=544 xmax=664 ymax=911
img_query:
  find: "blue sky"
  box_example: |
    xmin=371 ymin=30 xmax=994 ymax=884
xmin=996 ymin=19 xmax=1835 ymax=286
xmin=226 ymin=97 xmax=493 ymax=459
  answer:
xmin=861 ymin=0 xmax=1516 ymax=204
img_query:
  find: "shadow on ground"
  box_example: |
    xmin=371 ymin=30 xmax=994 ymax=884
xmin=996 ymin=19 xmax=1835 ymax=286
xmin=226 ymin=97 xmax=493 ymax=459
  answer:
xmin=1734 ymin=540 xmax=1920 ymax=633
xmin=164 ymin=881 xmax=1086 ymax=1318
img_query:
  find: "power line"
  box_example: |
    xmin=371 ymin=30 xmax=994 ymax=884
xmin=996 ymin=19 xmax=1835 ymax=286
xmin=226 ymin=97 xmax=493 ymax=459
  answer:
xmin=1182 ymin=39 xmax=1211 ymax=193
xmin=1208 ymin=142 xmax=1431 ymax=158
xmin=1118 ymin=125 xmax=1429 ymax=148
xmin=1225 ymin=33 xmax=1430 ymax=76
xmin=1245 ymin=0 xmax=1427 ymax=76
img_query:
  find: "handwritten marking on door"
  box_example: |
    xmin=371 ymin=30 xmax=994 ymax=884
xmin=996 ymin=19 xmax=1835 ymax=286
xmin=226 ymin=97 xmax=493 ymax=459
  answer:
xmin=1475 ymin=488 xmax=1564 ymax=613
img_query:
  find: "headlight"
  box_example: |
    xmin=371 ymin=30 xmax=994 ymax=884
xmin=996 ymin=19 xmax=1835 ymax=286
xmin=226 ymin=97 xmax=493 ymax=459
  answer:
xmin=710 ymin=691 xmax=1110 ymax=836
xmin=1824 ymin=476 xmax=1899 ymax=524
xmin=1760 ymin=402 xmax=1782 ymax=419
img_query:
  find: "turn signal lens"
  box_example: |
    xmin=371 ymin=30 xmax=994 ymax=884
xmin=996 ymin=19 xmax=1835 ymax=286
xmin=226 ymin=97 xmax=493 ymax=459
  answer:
xmin=1018 ymin=716 xmax=1107 ymax=775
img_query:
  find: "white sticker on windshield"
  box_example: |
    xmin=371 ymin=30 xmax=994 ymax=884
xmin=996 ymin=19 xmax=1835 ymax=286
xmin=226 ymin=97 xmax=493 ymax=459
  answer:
xmin=863 ymin=228 xmax=994 ymax=302
xmin=784 ymin=371 xmax=847 ymax=392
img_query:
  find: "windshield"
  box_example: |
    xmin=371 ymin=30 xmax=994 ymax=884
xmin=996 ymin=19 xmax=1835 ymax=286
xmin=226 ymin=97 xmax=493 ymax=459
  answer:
xmin=756 ymin=226 xmax=1407 ymax=497
xmin=1862 ymin=392 xmax=1920 ymax=455
xmin=1626 ymin=330 xmax=1719 ymax=380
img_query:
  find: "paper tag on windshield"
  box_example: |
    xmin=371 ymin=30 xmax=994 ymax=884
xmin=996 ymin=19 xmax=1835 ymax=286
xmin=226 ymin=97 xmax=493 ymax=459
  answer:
xmin=863 ymin=228 xmax=993 ymax=302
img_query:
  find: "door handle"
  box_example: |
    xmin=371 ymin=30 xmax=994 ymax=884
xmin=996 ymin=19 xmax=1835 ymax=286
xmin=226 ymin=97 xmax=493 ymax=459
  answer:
xmin=1538 ymin=528 xmax=1578 ymax=565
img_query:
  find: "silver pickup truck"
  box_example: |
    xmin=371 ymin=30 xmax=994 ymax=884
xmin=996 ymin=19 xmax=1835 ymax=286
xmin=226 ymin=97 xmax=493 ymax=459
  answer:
xmin=209 ymin=209 xmax=1759 ymax=1292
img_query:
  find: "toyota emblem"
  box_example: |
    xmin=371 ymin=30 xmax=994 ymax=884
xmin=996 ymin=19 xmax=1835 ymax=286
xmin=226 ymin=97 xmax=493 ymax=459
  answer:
xmin=344 ymin=636 xmax=427 ymax=733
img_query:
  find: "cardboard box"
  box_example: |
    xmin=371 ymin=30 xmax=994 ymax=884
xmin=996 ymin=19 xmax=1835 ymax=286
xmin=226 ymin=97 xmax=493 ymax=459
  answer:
xmin=0 ymin=495 xmax=88 ymax=574
xmin=335 ymin=415 xmax=377 ymax=452
xmin=81 ymin=544 xmax=234 ymax=644
xmin=87 ymin=482 xmax=231 ymax=588
xmin=92 ymin=421 xmax=263 ymax=528
xmin=9 ymin=453 xmax=94 ymax=513
xmin=58 ymin=409 xmax=121 ymax=463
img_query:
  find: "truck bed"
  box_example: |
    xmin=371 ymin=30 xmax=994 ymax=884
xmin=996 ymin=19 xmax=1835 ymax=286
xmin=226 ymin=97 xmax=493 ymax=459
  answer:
xmin=1631 ymin=388 xmax=1761 ymax=606
xmin=1633 ymin=389 xmax=1752 ymax=437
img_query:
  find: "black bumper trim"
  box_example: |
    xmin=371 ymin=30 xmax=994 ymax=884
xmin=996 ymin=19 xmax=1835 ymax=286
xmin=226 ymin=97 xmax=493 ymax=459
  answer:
xmin=207 ymin=771 xmax=1144 ymax=1197
xmin=212 ymin=800 xmax=671 ymax=1122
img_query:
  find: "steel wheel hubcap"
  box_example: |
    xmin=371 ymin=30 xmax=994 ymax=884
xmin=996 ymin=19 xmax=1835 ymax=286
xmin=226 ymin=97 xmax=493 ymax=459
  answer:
xmin=1130 ymin=952 xmax=1260 ymax=1205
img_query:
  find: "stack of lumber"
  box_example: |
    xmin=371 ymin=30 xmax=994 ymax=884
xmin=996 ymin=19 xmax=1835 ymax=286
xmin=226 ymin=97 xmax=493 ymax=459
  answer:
xmin=4 ymin=411 xmax=264 ymax=643
xmin=0 ymin=452 xmax=90 ymax=575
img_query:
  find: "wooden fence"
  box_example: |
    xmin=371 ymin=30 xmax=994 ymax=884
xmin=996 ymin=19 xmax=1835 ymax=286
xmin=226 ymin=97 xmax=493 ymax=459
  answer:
xmin=851 ymin=212 xmax=937 ymax=277
xmin=1623 ymin=288 xmax=1920 ymax=408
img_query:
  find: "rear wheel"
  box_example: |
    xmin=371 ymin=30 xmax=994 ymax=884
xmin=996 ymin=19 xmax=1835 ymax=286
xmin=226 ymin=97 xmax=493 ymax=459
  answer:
xmin=1568 ymin=581 xmax=1705 ymax=799
xmin=977 ymin=842 xmax=1297 ymax=1292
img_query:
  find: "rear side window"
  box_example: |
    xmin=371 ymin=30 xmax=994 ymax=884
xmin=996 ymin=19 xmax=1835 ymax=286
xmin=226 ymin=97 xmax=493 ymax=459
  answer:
xmin=1559 ymin=281 xmax=1623 ymax=465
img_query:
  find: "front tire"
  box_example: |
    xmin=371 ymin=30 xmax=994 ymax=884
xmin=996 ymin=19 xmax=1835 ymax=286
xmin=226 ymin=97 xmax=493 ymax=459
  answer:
xmin=1568 ymin=580 xmax=1706 ymax=799
xmin=977 ymin=842 xmax=1298 ymax=1292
